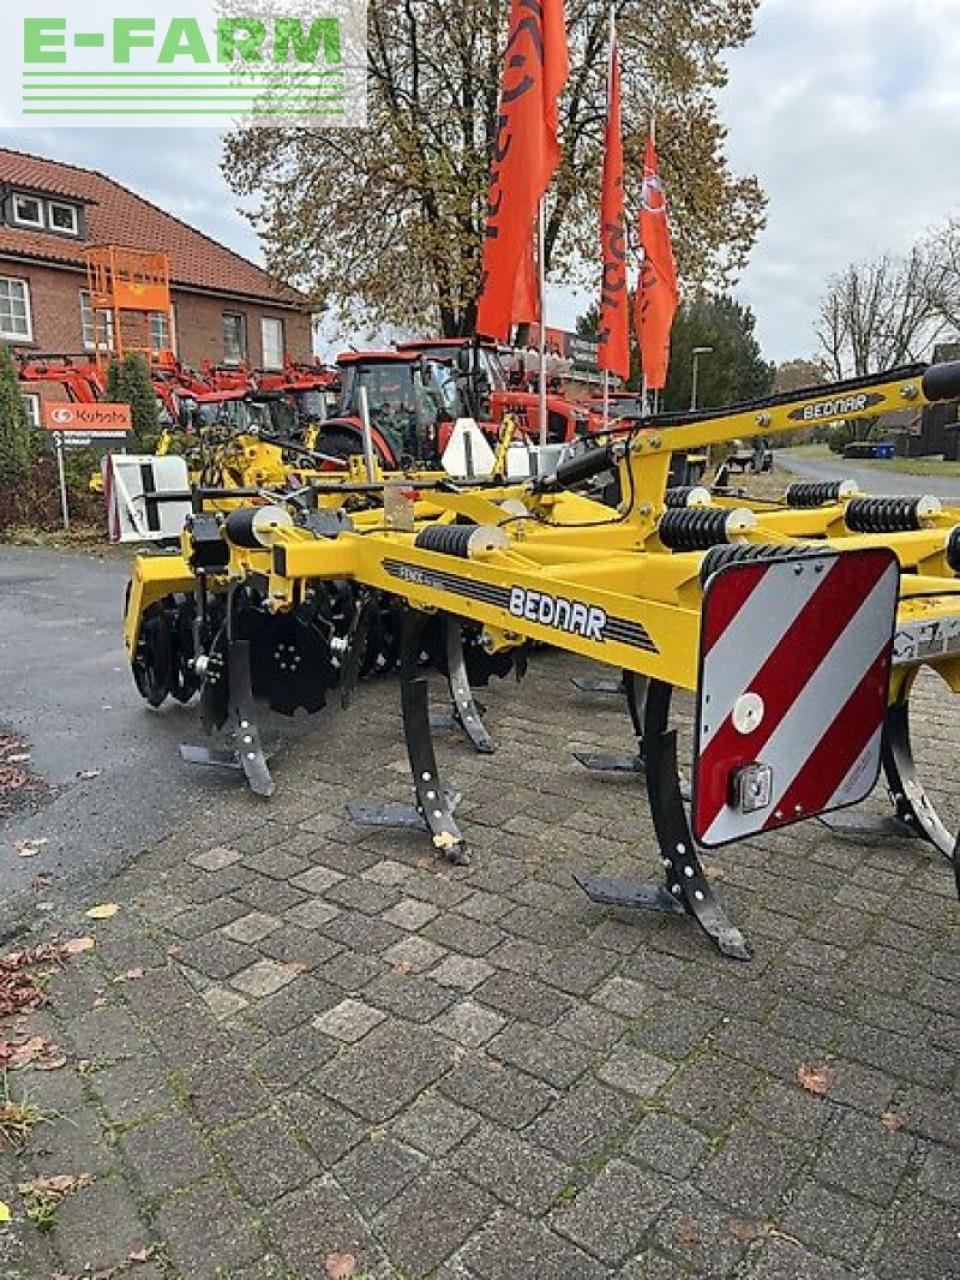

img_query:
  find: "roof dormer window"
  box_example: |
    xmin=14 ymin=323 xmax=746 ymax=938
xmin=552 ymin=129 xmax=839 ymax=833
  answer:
xmin=11 ymin=193 xmax=43 ymax=229
xmin=48 ymin=201 xmax=80 ymax=236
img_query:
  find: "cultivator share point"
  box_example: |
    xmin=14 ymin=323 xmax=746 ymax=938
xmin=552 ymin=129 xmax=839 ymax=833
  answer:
xmin=123 ymin=362 xmax=960 ymax=957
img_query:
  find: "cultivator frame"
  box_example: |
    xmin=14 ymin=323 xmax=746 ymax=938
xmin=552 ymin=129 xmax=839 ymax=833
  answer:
xmin=123 ymin=361 xmax=960 ymax=957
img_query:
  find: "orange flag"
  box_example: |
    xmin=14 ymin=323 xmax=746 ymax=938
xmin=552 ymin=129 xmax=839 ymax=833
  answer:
xmin=597 ymin=38 xmax=629 ymax=380
xmin=511 ymin=228 xmax=540 ymax=325
xmin=635 ymin=134 xmax=679 ymax=391
xmin=476 ymin=0 xmax=570 ymax=340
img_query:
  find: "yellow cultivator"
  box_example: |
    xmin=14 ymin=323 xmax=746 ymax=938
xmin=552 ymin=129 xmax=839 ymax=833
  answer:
xmin=122 ymin=362 xmax=960 ymax=958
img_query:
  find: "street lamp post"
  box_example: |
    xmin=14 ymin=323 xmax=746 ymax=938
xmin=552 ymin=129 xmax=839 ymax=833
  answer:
xmin=690 ymin=346 xmax=713 ymax=412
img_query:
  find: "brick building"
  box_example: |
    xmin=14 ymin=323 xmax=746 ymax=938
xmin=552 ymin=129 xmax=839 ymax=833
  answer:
xmin=0 ymin=148 xmax=312 ymax=422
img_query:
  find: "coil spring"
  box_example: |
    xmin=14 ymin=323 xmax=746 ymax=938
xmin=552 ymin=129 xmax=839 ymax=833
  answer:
xmin=845 ymin=497 xmax=924 ymax=534
xmin=665 ymin=487 xmax=699 ymax=509
xmin=659 ymin=507 xmax=740 ymax=552
xmin=700 ymin=542 xmax=823 ymax=585
xmin=415 ymin=523 xmax=477 ymax=558
xmin=948 ymin=526 xmax=960 ymax=575
xmin=785 ymin=481 xmax=846 ymax=508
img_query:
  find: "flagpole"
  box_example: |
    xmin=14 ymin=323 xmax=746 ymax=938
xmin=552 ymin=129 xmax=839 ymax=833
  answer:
xmin=602 ymin=0 xmax=615 ymax=434
xmin=538 ymin=198 xmax=548 ymax=447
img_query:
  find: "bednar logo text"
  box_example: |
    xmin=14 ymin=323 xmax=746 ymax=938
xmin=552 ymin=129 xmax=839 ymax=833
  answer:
xmin=787 ymin=392 xmax=886 ymax=422
xmin=12 ymin=2 xmax=366 ymax=128
xmin=508 ymin=587 xmax=608 ymax=642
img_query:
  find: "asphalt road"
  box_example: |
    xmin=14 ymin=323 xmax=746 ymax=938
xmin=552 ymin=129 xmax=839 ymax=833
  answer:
xmin=0 ymin=546 xmax=262 ymax=934
xmin=775 ymin=449 xmax=960 ymax=501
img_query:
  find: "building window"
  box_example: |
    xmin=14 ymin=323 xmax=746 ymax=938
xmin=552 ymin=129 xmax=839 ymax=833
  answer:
xmin=21 ymin=392 xmax=40 ymax=430
xmin=149 ymin=310 xmax=174 ymax=354
xmin=48 ymin=201 xmax=80 ymax=236
xmin=11 ymin=194 xmax=44 ymax=229
xmin=79 ymin=290 xmax=114 ymax=351
xmin=0 ymin=277 xmax=33 ymax=341
xmin=222 ymin=312 xmax=246 ymax=364
xmin=261 ymin=317 xmax=284 ymax=370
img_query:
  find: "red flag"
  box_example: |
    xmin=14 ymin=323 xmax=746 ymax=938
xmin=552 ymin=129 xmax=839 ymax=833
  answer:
xmin=635 ymin=134 xmax=678 ymax=391
xmin=511 ymin=228 xmax=540 ymax=326
xmin=476 ymin=0 xmax=569 ymax=340
xmin=597 ymin=39 xmax=629 ymax=380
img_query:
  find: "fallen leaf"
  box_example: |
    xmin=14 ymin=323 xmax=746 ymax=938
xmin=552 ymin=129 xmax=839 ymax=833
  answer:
xmin=85 ymin=903 xmax=120 ymax=920
xmin=0 ymin=1200 xmax=10 ymax=1223
xmin=76 ymin=1059 xmax=93 ymax=1075
xmin=392 ymin=960 xmax=412 ymax=975
xmin=729 ymin=1219 xmax=762 ymax=1242
xmin=797 ymin=1062 xmax=834 ymax=1096
xmin=34 ymin=1055 xmax=67 ymax=1072
xmin=5 ymin=754 xmax=30 ymax=765
xmin=880 ymin=1111 xmax=905 ymax=1131
xmin=76 ymin=770 xmax=102 ymax=781
xmin=324 ymin=1252 xmax=357 ymax=1280
xmin=14 ymin=839 xmax=48 ymax=859
xmin=704 ymin=863 xmax=727 ymax=883
xmin=112 ymin=968 xmax=145 ymax=984
xmin=678 ymin=1221 xmax=701 ymax=1246
xmin=62 ymin=936 xmax=95 ymax=956
xmin=32 ymin=875 xmax=54 ymax=891
xmin=128 ymin=1247 xmax=153 ymax=1263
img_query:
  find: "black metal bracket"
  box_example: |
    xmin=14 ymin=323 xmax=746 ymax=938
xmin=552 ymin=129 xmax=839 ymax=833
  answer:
xmin=572 ymin=679 xmax=752 ymax=961
xmin=573 ymin=672 xmax=649 ymax=775
xmin=348 ymin=608 xmax=470 ymax=866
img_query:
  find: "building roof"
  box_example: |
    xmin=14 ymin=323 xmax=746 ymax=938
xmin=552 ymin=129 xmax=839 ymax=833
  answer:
xmin=0 ymin=148 xmax=303 ymax=308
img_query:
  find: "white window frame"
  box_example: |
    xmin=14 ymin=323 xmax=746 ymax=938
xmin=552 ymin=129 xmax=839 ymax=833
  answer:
xmin=21 ymin=392 xmax=40 ymax=429
xmin=261 ymin=317 xmax=284 ymax=371
xmin=10 ymin=193 xmax=44 ymax=230
xmin=0 ymin=276 xmax=33 ymax=341
xmin=48 ymin=200 xmax=80 ymax=236
xmin=79 ymin=289 xmax=114 ymax=352
xmin=222 ymin=311 xmax=247 ymax=365
xmin=149 ymin=309 xmax=176 ymax=355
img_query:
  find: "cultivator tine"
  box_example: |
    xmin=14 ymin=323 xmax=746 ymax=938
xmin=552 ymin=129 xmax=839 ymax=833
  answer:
xmin=348 ymin=608 xmax=469 ymax=865
xmin=820 ymin=696 xmax=958 ymax=873
xmin=573 ymin=751 xmax=645 ymax=773
xmin=571 ymin=674 xmax=625 ymax=695
xmin=227 ymin=636 xmax=274 ymax=798
xmin=340 ymin=591 xmax=376 ymax=709
xmin=572 ymin=873 xmax=684 ymax=916
xmin=178 ymin=744 xmax=244 ymax=772
xmin=574 ymin=672 xmax=648 ymax=774
xmin=443 ymin=618 xmax=496 ymax=754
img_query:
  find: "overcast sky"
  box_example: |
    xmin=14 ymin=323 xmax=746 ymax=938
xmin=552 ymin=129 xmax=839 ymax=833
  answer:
xmin=2 ymin=0 xmax=959 ymax=363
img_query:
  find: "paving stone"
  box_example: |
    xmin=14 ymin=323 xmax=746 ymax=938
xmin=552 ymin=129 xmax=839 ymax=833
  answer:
xmin=551 ymin=1158 xmax=669 ymax=1263
xmin=251 ymin=1020 xmax=339 ymax=1088
xmin=259 ymin=927 xmax=344 ymax=971
xmin=745 ymin=1237 xmax=860 ymax=1280
xmin=441 ymin=1055 xmax=557 ymax=1129
xmin=232 ymin=873 xmax=308 ymax=915
xmin=917 ymin=1144 xmax=960 ymax=1205
xmin=780 ymin=1178 xmax=881 ymax=1263
xmin=623 ymin=1111 xmax=708 ymax=1178
xmin=334 ymin=1135 xmax=425 ymax=1216
xmin=117 ymin=965 xmax=204 ymax=1019
xmin=24 ymin=1105 xmax=117 ymax=1178
xmin=278 ymin=1092 xmax=365 ymax=1166
xmin=527 ymin=1080 xmax=637 ymax=1163
xmin=322 ymin=909 xmax=405 ymax=954
xmin=841 ymin=1021 xmax=954 ymax=1089
xmin=283 ymin=897 xmax=341 ymax=930
xmin=814 ymin=1110 xmax=914 ymax=1205
xmin=315 ymin=1019 xmax=456 ymax=1122
xmin=459 ymin=1207 xmax=605 ymax=1280
xmin=119 ymin=1112 xmax=213 ymax=1196
xmin=246 ymin=973 xmax=340 ymax=1034
xmin=181 ymin=1058 xmax=271 ymax=1128
xmin=876 ymin=1191 xmax=960 ymax=1279
xmin=697 ymin=1124 xmax=804 ymax=1215
xmin=382 ymin=934 xmax=448 ymax=972
xmin=52 ymin=1175 xmax=150 ymax=1273
xmin=189 ymin=844 xmax=242 ymax=871
xmin=230 ymin=957 xmax=300 ymax=998
xmin=289 ymin=862 xmax=346 ymax=895
xmin=221 ymin=910 xmax=282 ymax=944
xmin=899 ymin=1086 xmax=960 ymax=1146
xmin=362 ymin=857 xmax=415 ymax=886
xmin=422 ymin=912 xmax=505 ymax=956
xmin=242 ymin=845 xmax=311 ymax=881
xmin=487 ymin=1022 xmax=595 ymax=1088
xmin=451 ymin=1121 xmax=571 ymax=1214
xmin=554 ymin=1001 xmax=626 ymax=1049
xmin=631 ymin=1000 xmax=722 ymax=1060
xmin=665 ymin=1054 xmax=765 ymax=1133
xmin=176 ymin=933 xmax=255 ymax=981
xmin=432 ymin=954 xmax=495 ymax=990
xmin=318 ymin=947 xmax=387 ymax=992
xmin=270 ymin=1177 xmax=383 ymax=1275
xmin=537 ymin=944 xmax=619 ymax=995
xmin=394 ymin=1091 xmax=480 ymax=1157
xmin=383 ymin=896 xmax=441 ymax=930
xmin=476 ymin=969 xmax=573 ymax=1026
xmin=313 ymin=997 xmax=386 ymax=1042
xmin=597 ymin=1043 xmax=674 ymax=1097
xmin=147 ymin=1004 xmax=231 ymax=1068
xmin=65 ymin=1004 xmax=146 ymax=1063
xmin=215 ymin=1113 xmax=319 ymax=1203
xmin=88 ymin=1055 xmax=173 ymax=1125
xmin=749 ymin=1081 xmax=831 ymax=1143
xmin=200 ymin=983 xmax=249 ymax=1020
xmin=432 ymin=997 xmax=506 ymax=1046
xmin=375 ymin=1166 xmax=496 ymax=1279
xmin=155 ymin=1181 xmax=262 ymax=1279
xmin=594 ymin=974 xmax=659 ymax=1018
xmin=458 ymin=888 xmax=513 ymax=923
xmin=326 ymin=876 xmax=402 ymax=915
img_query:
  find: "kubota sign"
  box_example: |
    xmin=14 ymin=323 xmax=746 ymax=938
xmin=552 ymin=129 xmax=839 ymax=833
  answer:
xmin=7 ymin=1 xmax=367 ymax=129
xmin=43 ymin=402 xmax=132 ymax=432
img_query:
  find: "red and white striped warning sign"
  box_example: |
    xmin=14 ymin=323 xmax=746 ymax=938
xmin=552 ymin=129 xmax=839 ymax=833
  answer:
xmin=692 ymin=548 xmax=899 ymax=848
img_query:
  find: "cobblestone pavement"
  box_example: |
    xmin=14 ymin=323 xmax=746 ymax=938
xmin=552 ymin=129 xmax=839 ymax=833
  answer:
xmin=1 ymin=652 xmax=958 ymax=1279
